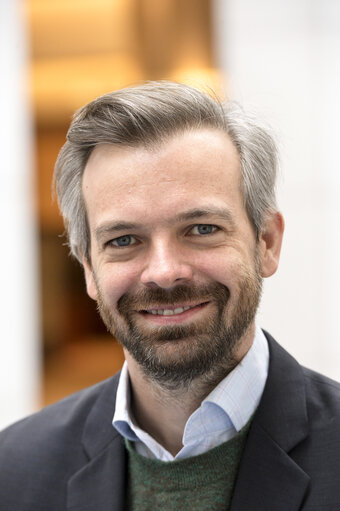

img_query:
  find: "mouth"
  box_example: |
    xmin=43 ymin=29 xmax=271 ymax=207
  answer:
xmin=136 ymin=302 xmax=210 ymax=323
xmin=145 ymin=303 xmax=200 ymax=315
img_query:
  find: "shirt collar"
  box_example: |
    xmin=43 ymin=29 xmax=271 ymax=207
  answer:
xmin=113 ymin=325 xmax=269 ymax=451
xmin=112 ymin=362 xmax=139 ymax=442
xmin=183 ymin=325 xmax=269 ymax=444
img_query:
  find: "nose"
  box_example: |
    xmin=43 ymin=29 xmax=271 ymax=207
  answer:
xmin=140 ymin=239 xmax=193 ymax=289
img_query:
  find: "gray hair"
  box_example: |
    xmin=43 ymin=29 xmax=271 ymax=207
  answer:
xmin=54 ymin=81 xmax=278 ymax=263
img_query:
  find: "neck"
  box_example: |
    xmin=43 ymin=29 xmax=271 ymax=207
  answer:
xmin=123 ymin=326 xmax=255 ymax=456
xmin=125 ymin=356 xmax=210 ymax=456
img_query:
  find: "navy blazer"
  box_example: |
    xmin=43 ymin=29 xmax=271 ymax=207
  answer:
xmin=1 ymin=332 xmax=340 ymax=510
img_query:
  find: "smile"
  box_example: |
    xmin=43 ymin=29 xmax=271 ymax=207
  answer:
xmin=140 ymin=302 xmax=208 ymax=317
xmin=146 ymin=305 xmax=195 ymax=316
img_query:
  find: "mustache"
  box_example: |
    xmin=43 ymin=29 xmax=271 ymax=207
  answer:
xmin=117 ymin=283 xmax=230 ymax=314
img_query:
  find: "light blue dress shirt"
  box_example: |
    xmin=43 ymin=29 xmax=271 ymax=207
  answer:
xmin=113 ymin=325 xmax=269 ymax=461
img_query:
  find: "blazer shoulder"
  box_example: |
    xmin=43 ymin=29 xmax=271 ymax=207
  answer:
xmin=302 ymin=366 xmax=340 ymax=421
xmin=303 ymin=365 xmax=340 ymax=391
xmin=0 ymin=374 xmax=120 ymax=510
xmin=262 ymin=331 xmax=340 ymax=436
xmin=0 ymin=373 xmax=119 ymax=446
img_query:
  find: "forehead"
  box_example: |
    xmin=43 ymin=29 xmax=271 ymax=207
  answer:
xmin=82 ymin=129 xmax=243 ymax=226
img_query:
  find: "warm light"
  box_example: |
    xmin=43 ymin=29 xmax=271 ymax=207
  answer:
xmin=31 ymin=54 xmax=144 ymax=125
xmin=170 ymin=67 xmax=226 ymax=99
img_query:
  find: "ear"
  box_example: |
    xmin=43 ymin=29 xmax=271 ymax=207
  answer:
xmin=82 ymin=256 xmax=98 ymax=300
xmin=258 ymin=212 xmax=284 ymax=278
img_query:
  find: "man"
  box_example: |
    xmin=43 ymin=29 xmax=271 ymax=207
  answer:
xmin=0 ymin=82 xmax=339 ymax=510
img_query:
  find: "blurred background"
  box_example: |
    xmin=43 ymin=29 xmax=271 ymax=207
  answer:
xmin=1 ymin=0 xmax=340 ymax=429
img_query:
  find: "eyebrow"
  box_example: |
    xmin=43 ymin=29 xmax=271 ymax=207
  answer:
xmin=95 ymin=222 xmax=139 ymax=242
xmin=94 ymin=207 xmax=236 ymax=241
xmin=173 ymin=207 xmax=236 ymax=225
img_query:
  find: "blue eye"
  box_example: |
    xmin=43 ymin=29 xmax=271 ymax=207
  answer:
xmin=111 ymin=235 xmax=135 ymax=247
xmin=192 ymin=224 xmax=216 ymax=235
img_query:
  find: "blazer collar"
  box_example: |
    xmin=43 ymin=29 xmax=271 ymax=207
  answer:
xmin=81 ymin=373 xmax=121 ymax=459
xmin=255 ymin=332 xmax=309 ymax=451
xmin=231 ymin=332 xmax=310 ymax=510
xmin=67 ymin=373 xmax=127 ymax=511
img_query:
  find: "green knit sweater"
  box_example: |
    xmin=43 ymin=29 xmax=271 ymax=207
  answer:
xmin=125 ymin=420 xmax=251 ymax=511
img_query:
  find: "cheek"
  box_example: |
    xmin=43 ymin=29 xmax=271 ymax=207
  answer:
xmin=96 ymin=263 xmax=141 ymax=305
xmin=193 ymin=251 xmax=240 ymax=285
xmin=194 ymin=249 xmax=257 ymax=294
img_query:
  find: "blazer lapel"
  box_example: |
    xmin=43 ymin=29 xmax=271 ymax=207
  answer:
xmin=67 ymin=374 xmax=127 ymax=511
xmin=230 ymin=423 xmax=309 ymax=510
xmin=231 ymin=334 xmax=311 ymax=510
xmin=67 ymin=432 xmax=126 ymax=511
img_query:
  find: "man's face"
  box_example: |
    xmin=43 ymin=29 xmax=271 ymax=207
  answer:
xmin=82 ymin=130 xmax=275 ymax=387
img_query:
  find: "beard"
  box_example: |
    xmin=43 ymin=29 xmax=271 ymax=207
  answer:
xmin=95 ymin=260 xmax=262 ymax=390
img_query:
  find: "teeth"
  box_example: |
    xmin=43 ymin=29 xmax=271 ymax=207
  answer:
xmin=147 ymin=305 xmax=193 ymax=316
xmin=173 ymin=307 xmax=184 ymax=314
xmin=163 ymin=309 xmax=173 ymax=316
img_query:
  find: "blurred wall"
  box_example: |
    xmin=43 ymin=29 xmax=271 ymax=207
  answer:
xmin=0 ymin=1 xmax=40 ymax=429
xmin=28 ymin=0 xmax=219 ymax=408
xmin=213 ymin=0 xmax=340 ymax=379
